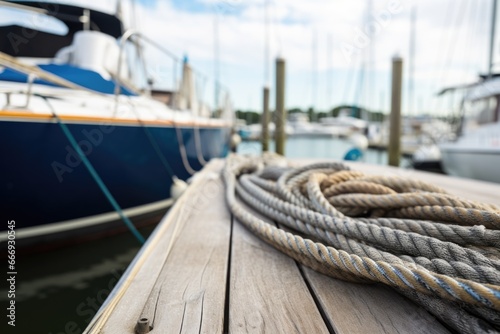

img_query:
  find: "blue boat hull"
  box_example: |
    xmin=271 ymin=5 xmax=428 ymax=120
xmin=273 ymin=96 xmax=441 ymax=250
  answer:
xmin=0 ymin=119 xmax=231 ymax=244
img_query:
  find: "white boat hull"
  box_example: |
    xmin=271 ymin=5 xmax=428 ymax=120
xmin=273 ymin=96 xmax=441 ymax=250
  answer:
xmin=440 ymin=147 xmax=500 ymax=183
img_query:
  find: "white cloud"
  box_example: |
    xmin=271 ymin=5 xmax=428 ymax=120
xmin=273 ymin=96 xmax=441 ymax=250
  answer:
xmin=13 ymin=0 xmax=497 ymax=114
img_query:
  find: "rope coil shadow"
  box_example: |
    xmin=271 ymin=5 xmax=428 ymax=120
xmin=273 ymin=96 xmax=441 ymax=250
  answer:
xmin=223 ymin=154 xmax=500 ymax=334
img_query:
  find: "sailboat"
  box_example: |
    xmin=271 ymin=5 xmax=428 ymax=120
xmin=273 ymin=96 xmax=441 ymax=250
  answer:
xmin=438 ymin=0 xmax=500 ymax=183
xmin=439 ymin=79 xmax=500 ymax=183
xmin=0 ymin=1 xmax=234 ymax=250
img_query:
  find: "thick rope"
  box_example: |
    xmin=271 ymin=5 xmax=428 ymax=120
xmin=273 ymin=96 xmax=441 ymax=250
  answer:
xmin=223 ymin=154 xmax=500 ymax=334
xmin=173 ymin=120 xmax=197 ymax=176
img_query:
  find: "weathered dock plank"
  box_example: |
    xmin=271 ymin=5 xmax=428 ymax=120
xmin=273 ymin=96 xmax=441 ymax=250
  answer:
xmin=301 ymin=268 xmax=450 ymax=334
xmin=139 ymin=167 xmax=231 ymax=333
xmin=91 ymin=160 xmax=231 ymax=333
xmin=229 ymin=201 xmax=330 ymax=333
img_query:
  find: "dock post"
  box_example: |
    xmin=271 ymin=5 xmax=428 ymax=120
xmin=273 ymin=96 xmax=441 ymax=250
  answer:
xmin=275 ymin=58 xmax=286 ymax=155
xmin=262 ymin=86 xmax=270 ymax=152
xmin=388 ymin=56 xmax=403 ymax=167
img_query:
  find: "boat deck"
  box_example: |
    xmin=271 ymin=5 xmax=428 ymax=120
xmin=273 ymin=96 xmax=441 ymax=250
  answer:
xmin=87 ymin=158 xmax=500 ymax=334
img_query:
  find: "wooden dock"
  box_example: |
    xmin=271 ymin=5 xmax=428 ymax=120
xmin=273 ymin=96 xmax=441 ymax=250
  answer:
xmin=85 ymin=159 xmax=500 ymax=334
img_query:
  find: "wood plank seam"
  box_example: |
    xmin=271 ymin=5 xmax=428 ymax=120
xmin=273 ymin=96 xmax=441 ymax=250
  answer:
xmin=229 ymin=196 xmax=330 ymax=333
xmin=223 ymin=213 xmax=234 ymax=334
xmin=294 ymin=258 xmax=336 ymax=334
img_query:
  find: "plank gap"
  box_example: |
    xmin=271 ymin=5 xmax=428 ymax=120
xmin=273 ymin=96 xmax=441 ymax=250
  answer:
xmin=296 ymin=262 xmax=337 ymax=334
xmin=223 ymin=213 xmax=234 ymax=334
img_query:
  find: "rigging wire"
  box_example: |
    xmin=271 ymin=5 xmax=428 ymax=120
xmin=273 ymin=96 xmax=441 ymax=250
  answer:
xmin=408 ymin=6 xmax=416 ymax=116
xmin=192 ymin=73 xmax=209 ymax=167
xmin=264 ymin=0 xmax=270 ymax=85
xmin=354 ymin=58 xmax=366 ymax=114
xmin=43 ymin=96 xmax=145 ymax=245
xmin=312 ymin=28 xmax=318 ymax=113
xmin=453 ymin=0 xmax=481 ymax=123
xmin=326 ymin=33 xmax=333 ymax=113
xmin=342 ymin=60 xmax=357 ymax=106
xmin=270 ymin=0 xmax=283 ymax=57
xmin=125 ymin=97 xmax=177 ymax=179
xmin=431 ymin=0 xmax=468 ymax=114
xmin=191 ymin=69 xmax=208 ymax=166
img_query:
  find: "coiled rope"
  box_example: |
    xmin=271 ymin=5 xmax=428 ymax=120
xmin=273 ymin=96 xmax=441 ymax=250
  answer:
xmin=223 ymin=154 xmax=500 ymax=334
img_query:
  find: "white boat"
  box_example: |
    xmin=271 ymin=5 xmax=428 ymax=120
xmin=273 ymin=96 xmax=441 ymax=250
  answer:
xmin=439 ymin=78 xmax=500 ymax=183
xmin=288 ymin=113 xmax=315 ymax=136
xmin=438 ymin=0 xmax=500 ymax=183
xmin=370 ymin=116 xmax=453 ymax=156
xmin=320 ymin=108 xmax=368 ymax=138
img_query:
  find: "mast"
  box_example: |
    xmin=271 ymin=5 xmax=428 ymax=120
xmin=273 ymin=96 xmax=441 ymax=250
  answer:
xmin=327 ymin=33 xmax=333 ymax=114
xmin=264 ymin=0 xmax=270 ymax=85
xmin=488 ymin=0 xmax=498 ymax=79
xmin=409 ymin=6 xmax=417 ymax=115
xmin=312 ymin=29 xmax=318 ymax=118
xmin=214 ymin=13 xmax=220 ymax=112
xmin=367 ymin=0 xmax=373 ymax=115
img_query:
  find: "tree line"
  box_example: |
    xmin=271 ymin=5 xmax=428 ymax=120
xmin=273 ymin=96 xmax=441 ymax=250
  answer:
xmin=235 ymin=105 xmax=386 ymax=124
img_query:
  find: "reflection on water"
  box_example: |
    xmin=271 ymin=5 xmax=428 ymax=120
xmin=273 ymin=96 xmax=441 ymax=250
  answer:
xmin=1 ymin=226 xmax=156 ymax=334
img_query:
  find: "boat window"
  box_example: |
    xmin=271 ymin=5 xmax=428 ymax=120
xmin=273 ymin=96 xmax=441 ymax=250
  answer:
xmin=464 ymin=96 xmax=498 ymax=130
xmin=0 ymin=7 xmax=68 ymax=36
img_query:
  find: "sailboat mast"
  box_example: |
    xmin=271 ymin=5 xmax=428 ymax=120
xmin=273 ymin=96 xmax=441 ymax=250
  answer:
xmin=489 ymin=0 xmax=497 ymax=78
xmin=312 ymin=29 xmax=318 ymax=116
xmin=264 ymin=0 xmax=270 ymax=85
xmin=214 ymin=13 xmax=220 ymax=112
xmin=367 ymin=0 xmax=373 ymax=114
xmin=409 ymin=6 xmax=417 ymax=115
xmin=327 ymin=33 xmax=332 ymax=113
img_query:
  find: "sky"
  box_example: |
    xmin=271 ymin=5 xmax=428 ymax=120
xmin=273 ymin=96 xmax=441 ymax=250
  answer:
xmin=2 ymin=0 xmax=497 ymax=115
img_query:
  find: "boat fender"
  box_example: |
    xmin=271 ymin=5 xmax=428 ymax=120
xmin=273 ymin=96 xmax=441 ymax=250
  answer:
xmin=349 ymin=133 xmax=369 ymax=150
xmin=230 ymin=133 xmax=242 ymax=151
xmin=170 ymin=176 xmax=188 ymax=200
xmin=344 ymin=148 xmax=363 ymax=161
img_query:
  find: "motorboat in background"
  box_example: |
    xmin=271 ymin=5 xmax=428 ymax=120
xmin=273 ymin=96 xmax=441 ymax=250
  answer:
xmin=369 ymin=116 xmax=454 ymax=157
xmin=437 ymin=0 xmax=500 ymax=184
xmin=439 ymin=78 xmax=500 ymax=183
xmin=319 ymin=108 xmax=368 ymax=138
xmin=0 ymin=1 xmax=234 ymax=250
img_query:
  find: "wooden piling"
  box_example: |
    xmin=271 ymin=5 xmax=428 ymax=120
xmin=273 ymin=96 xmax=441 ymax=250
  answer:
xmin=275 ymin=58 xmax=286 ymax=155
xmin=388 ymin=56 xmax=403 ymax=167
xmin=262 ymin=86 xmax=270 ymax=152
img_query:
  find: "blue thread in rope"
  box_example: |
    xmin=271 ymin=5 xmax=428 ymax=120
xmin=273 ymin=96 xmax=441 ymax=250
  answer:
xmin=492 ymin=288 xmax=500 ymax=300
xmin=374 ymin=263 xmax=396 ymax=285
xmin=392 ymin=267 xmax=414 ymax=288
xmin=434 ymin=276 xmax=460 ymax=299
xmin=458 ymin=281 xmax=495 ymax=308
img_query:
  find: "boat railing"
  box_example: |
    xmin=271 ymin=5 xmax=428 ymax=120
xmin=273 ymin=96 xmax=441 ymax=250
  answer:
xmin=115 ymin=29 xmax=180 ymax=100
xmin=115 ymin=29 xmax=229 ymax=119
